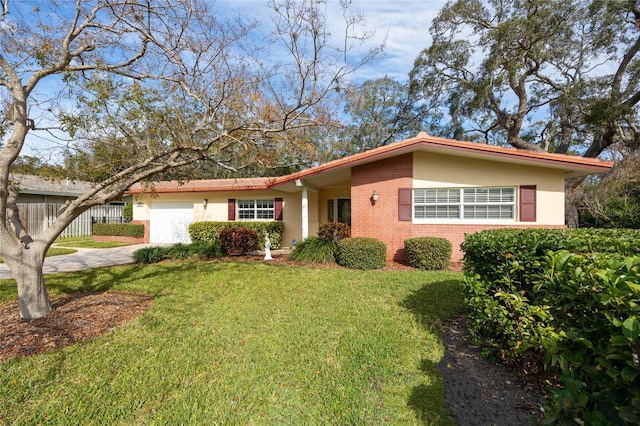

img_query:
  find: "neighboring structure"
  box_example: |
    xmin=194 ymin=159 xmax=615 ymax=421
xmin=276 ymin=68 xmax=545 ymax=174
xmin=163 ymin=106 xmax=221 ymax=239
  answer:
xmin=10 ymin=173 xmax=132 ymax=205
xmin=10 ymin=174 xmax=130 ymax=238
xmin=10 ymin=173 xmax=97 ymax=204
xmin=128 ymin=132 xmax=613 ymax=262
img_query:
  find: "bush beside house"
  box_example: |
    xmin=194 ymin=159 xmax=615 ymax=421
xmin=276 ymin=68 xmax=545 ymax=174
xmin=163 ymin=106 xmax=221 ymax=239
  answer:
xmin=336 ymin=237 xmax=386 ymax=270
xmin=462 ymin=228 xmax=640 ymax=425
xmin=189 ymin=221 xmax=284 ymax=249
xmin=404 ymin=237 xmax=451 ymax=270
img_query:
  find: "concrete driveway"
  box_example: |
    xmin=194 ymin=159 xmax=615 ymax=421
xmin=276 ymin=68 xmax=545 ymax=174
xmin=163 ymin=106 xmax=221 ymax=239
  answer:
xmin=0 ymin=244 xmax=155 ymax=280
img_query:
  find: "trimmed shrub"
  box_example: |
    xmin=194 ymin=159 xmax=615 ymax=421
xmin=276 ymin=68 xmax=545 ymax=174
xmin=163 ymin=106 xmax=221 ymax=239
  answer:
xmin=132 ymin=242 xmax=223 ymax=263
xmin=123 ymin=202 xmax=133 ymax=222
xmin=189 ymin=241 xmax=223 ymax=259
xmin=189 ymin=221 xmax=284 ymax=249
xmin=405 ymin=237 xmax=451 ymax=270
xmin=461 ymin=228 xmax=640 ymax=424
xmin=133 ymin=246 xmax=168 ymax=264
xmin=93 ymin=223 xmax=144 ymax=238
xmin=289 ymin=237 xmax=337 ymax=264
xmin=219 ymin=227 xmax=260 ymax=255
xmin=317 ymin=222 xmax=351 ymax=243
xmin=538 ymin=252 xmax=640 ymax=425
xmin=165 ymin=243 xmax=193 ymax=260
xmin=336 ymin=237 xmax=386 ymax=270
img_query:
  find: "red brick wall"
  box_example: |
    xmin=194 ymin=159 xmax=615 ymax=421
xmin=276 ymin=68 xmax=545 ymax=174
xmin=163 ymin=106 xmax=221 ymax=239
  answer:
xmin=93 ymin=235 xmax=146 ymax=244
xmin=351 ymin=154 xmax=413 ymax=261
xmin=132 ymin=220 xmax=150 ymax=243
xmin=350 ymin=154 xmax=566 ymax=263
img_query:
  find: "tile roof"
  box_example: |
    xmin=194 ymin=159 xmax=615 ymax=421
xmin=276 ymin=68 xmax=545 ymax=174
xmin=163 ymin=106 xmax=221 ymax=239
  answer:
xmin=271 ymin=132 xmax=613 ymax=185
xmin=128 ymin=178 xmax=273 ymax=194
xmin=127 ymin=132 xmax=614 ymax=194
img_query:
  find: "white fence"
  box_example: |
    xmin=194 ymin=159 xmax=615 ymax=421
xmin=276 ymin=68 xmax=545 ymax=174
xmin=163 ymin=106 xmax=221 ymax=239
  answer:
xmin=17 ymin=203 xmax=126 ymax=239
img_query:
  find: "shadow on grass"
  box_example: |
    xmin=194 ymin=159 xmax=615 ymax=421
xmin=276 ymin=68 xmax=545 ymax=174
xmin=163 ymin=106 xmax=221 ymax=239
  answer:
xmin=399 ymin=279 xmax=465 ymax=333
xmin=46 ymin=261 xmax=238 ymax=296
xmin=400 ymin=279 xmax=465 ymax=425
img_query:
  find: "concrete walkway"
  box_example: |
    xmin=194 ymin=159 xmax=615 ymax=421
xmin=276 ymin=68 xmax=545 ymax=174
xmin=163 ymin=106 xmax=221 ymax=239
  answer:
xmin=0 ymin=244 xmax=155 ymax=280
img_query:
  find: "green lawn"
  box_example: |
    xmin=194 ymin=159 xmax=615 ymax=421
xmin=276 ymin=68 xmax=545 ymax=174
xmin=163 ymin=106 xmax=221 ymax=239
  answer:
xmin=0 ymin=261 xmax=464 ymax=425
xmin=54 ymin=236 xmax=132 ymax=248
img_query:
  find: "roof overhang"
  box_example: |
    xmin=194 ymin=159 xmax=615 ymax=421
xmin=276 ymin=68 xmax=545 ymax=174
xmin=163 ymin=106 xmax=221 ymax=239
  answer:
xmin=127 ymin=132 xmax=613 ymax=195
xmin=269 ymin=133 xmax=613 ymax=189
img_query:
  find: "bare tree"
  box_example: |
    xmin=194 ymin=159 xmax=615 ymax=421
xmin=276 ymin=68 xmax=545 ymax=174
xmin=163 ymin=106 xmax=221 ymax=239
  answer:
xmin=0 ymin=0 xmax=382 ymax=320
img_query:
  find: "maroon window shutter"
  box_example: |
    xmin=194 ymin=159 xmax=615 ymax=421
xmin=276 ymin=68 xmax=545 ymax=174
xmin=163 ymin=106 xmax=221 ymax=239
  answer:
xmin=398 ymin=188 xmax=412 ymax=221
xmin=228 ymin=198 xmax=236 ymax=221
xmin=274 ymin=198 xmax=283 ymax=221
xmin=519 ymin=186 xmax=536 ymax=222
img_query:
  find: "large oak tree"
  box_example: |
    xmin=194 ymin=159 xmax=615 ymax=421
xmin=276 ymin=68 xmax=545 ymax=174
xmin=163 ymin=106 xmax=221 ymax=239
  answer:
xmin=409 ymin=0 xmax=640 ymax=225
xmin=0 ymin=0 xmax=382 ymax=320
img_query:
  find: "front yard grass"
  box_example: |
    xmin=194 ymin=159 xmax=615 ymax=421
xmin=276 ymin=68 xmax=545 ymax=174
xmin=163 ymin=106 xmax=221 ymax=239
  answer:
xmin=0 ymin=261 xmax=464 ymax=425
xmin=54 ymin=236 xmax=131 ymax=248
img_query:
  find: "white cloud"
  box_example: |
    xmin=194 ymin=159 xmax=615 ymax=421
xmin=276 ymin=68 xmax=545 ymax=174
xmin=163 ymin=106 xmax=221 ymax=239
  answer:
xmin=344 ymin=0 xmax=446 ymax=81
xmin=217 ymin=0 xmax=447 ymax=82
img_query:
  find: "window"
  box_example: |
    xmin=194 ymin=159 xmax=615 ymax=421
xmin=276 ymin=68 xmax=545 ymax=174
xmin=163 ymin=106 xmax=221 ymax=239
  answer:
xmin=413 ymin=187 xmax=515 ymax=220
xmin=238 ymin=199 xmax=274 ymax=220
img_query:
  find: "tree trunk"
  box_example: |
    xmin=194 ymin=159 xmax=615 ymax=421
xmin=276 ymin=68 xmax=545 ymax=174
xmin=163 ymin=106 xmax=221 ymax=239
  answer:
xmin=565 ymin=177 xmax=585 ymax=228
xmin=8 ymin=249 xmax=52 ymax=320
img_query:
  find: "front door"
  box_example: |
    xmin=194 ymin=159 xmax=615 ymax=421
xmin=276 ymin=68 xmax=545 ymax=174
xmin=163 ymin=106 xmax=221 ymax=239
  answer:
xmin=337 ymin=198 xmax=351 ymax=226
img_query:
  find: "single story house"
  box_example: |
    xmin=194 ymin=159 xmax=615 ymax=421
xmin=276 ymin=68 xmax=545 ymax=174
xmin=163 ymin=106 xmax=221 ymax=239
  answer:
xmin=128 ymin=132 xmax=613 ymax=262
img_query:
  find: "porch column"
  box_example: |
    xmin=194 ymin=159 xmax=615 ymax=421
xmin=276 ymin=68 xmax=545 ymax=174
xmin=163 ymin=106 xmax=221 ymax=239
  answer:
xmin=301 ymin=186 xmax=309 ymax=240
xmin=295 ymin=179 xmax=309 ymax=240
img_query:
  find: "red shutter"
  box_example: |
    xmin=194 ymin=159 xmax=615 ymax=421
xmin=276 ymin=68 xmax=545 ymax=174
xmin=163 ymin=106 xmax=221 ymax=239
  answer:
xmin=398 ymin=188 xmax=412 ymax=221
xmin=274 ymin=198 xmax=283 ymax=221
xmin=228 ymin=199 xmax=236 ymax=221
xmin=519 ymin=186 xmax=536 ymax=222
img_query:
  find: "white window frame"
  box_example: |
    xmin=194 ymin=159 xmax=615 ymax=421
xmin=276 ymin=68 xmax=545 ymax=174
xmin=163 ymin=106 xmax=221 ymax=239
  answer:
xmin=413 ymin=187 xmax=516 ymax=224
xmin=237 ymin=199 xmax=274 ymax=220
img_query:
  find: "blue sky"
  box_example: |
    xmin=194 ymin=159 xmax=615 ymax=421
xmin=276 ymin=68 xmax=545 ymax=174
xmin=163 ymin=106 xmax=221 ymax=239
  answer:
xmin=11 ymin=0 xmax=448 ymax=158
xmin=217 ymin=0 xmax=448 ymax=82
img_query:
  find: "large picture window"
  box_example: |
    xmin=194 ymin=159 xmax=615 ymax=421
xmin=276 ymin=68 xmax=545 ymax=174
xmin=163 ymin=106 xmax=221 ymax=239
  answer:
xmin=414 ymin=187 xmax=515 ymax=220
xmin=238 ymin=199 xmax=274 ymax=220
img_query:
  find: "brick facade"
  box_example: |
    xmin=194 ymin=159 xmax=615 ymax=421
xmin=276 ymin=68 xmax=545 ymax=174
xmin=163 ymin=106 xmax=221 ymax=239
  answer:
xmin=351 ymin=154 xmax=413 ymax=261
xmin=350 ymin=153 xmax=566 ymax=263
xmin=92 ymin=235 xmax=146 ymax=244
xmin=132 ymin=220 xmax=150 ymax=243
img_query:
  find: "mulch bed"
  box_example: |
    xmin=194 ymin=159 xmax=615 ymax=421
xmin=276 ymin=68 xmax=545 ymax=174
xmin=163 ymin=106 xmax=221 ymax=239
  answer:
xmin=0 ymin=291 xmax=153 ymax=363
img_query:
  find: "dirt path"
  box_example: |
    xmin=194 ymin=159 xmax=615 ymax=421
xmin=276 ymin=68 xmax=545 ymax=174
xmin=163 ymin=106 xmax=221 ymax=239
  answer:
xmin=438 ymin=315 xmax=545 ymax=425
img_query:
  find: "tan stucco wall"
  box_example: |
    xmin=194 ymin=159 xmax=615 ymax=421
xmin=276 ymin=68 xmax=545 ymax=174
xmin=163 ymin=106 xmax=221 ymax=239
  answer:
xmin=317 ymin=180 xmax=351 ymax=224
xmin=412 ymin=152 xmax=566 ymax=224
xmin=132 ymin=190 xmax=308 ymax=248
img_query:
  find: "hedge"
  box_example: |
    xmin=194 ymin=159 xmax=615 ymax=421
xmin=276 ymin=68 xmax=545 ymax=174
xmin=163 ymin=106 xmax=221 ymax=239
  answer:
xmin=132 ymin=241 xmax=223 ymax=264
xmin=92 ymin=223 xmax=144 ymax=238
xmin=189 ymin=221 xmax=284 ymax=249
xmin=404 ymin=237 xmax=451 ymax=270
xmin=336 ymin=237 xmax=386 ymax=270
xmin=461 ymin=228 xmax=640 ymax=424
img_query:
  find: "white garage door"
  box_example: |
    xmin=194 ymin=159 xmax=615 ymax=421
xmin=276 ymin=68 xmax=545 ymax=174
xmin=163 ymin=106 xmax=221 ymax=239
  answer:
xmin=149 ymin=202 xmax=194 ymax=244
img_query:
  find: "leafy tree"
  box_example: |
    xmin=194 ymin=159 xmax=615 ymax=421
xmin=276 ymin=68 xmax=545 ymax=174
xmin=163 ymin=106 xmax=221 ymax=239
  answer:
xmin=332 ymin=76 xmax=436 ymax=157
xmin=578 ymin=146 xmax=640 ymax=228
xmin=410 ymin=0 xmax=640 ymax=225
xmin=0 ymin=0 xmax=382 ymax=320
